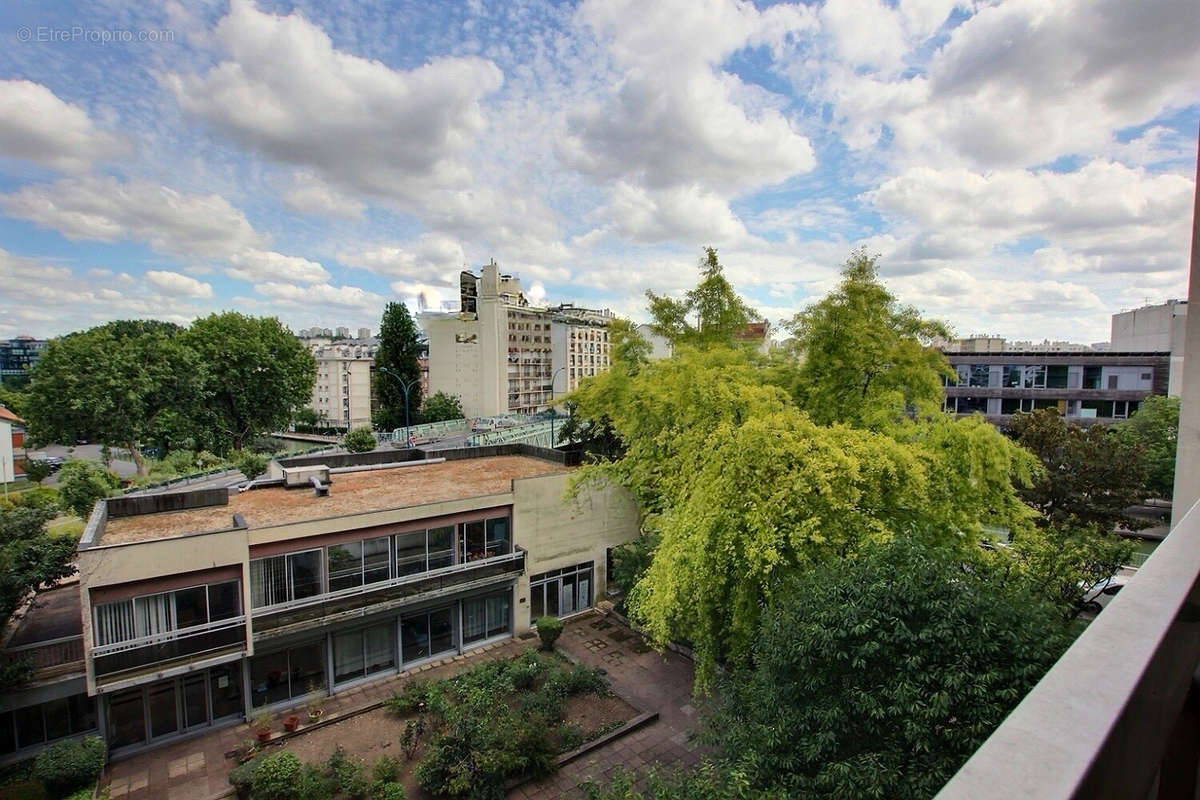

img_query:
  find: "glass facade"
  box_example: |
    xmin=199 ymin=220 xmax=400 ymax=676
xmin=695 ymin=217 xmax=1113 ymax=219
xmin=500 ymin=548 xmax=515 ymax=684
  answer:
xmin=529 ymin=562 xmax=594 ymax=624
xmin=250 ymin=641 xmax=325 ymax=707
xmin=103 ymin=664 xmax=243 ymax=752
xmin=0 ymin=694 xmax=96 ymax=755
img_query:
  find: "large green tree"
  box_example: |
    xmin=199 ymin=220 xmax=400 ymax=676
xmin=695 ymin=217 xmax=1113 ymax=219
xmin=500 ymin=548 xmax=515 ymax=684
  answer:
xmin=421 ymin=391 xmax=463 ymax=423
xmin=183 ymin=313 xmax=316 ymax=452
xmin=785 ymin=249 xmax=952 ymax=427
xmin=375 ymin=302 xmax=423 ymax=430
xmin=24 ymin=321 xmax=203 ymax=474
xmin=1114 ymin=395 xmax=1180 ymax=500
xmin=706 ymin=539 xmax=1071 ymax=799
xmin=646 ymin=248 xmax=760 ymax=349
xmin=0 ymin=506 xmax=77 ymax=622
xmin=1010 ymin=408 xmax=1149 ymax=531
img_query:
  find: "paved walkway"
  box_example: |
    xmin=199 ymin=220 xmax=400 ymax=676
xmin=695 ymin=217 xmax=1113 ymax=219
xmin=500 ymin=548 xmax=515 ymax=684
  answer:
xmin=101 ymin=613 xmax=703 ymax=800
xmin=514 ymin=612 xmax=707 ymax=798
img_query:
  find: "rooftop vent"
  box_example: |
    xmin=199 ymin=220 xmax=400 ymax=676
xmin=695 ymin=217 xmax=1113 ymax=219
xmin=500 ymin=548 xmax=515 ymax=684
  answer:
xmin=310 ymin=475 xmax=329 ymax=497
xmin=282 ymin=464 xmax=330 ymax=490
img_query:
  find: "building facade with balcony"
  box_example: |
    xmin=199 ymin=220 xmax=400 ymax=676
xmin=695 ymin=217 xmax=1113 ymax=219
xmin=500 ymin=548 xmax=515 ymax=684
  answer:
xmin=0 ymin=446 xmax=638 ymax=762
xmin=308 ymin=341 xmax=379 ymax=429
xmin=941 ymin=350 xmax=1171 ymax=424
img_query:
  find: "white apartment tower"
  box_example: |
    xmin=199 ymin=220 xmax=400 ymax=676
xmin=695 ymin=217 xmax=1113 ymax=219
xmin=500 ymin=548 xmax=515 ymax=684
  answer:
xmin=309 ymin=341 xmax=379 ymax=428
xmin=421 ymin=261 xmax=612 ymax=419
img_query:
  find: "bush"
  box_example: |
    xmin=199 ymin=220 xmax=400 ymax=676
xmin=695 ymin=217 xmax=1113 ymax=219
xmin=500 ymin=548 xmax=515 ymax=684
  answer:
xmin=228 ymin=755 xmax=261 ymax=796
xmin=535 ymin=616 xmax=564 ymax=651
xmin=23 ymin=459 xmax=54 ymax=485
xmin=342 ymin=426 xmax=378 ymax=453
xmin=386 ymin=680 xmax=443 ymax=716
xmin=325 ymin=747 xmax=368 ymax=799
xmin=2 ymin=486 xmax=60 ymax=512
xmin=63 ymin=788 xmax=97 ymax=800
xmin=251 ymin=751 xmax=303 ymax=800
xmin=2 ymin=779 xmax=46 ymax=800
xmin=372 ymin=755 xmax=402 ymax=784
xmin=33 ymin=735 xmax=106 ymax=797
xmin=545 ymin=663 xmax=606 ymax=696
xmin=373 ymin=781 xmax=406 ymax=800
xmin=556 ymin=722 xmax=585 ymax=753
xmin=57 ymin=461 xmax=120 ymax=518
xmin=234 ymin=451 xmax=269 ymax=481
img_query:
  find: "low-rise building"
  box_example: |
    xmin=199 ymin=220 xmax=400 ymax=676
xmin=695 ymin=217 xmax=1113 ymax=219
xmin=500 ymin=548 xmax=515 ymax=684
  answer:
xmin=0 ymin=445 xmax=638 ymax=762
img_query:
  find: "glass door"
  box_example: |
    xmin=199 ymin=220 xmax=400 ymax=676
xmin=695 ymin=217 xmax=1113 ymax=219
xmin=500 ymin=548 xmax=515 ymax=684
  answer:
xmin=182 ymin=673 xmax=208 ymax=730
xmin=147 ymin=681 xmax=178 ymax=739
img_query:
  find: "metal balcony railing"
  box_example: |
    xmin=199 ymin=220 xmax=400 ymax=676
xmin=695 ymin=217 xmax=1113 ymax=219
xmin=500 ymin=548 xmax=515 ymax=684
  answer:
xmin=91 ymin=616 xmax=247 ymax=680
xmin=3 ymin=634 xmax=84 ymax=677
xmin=937 ymin=498 xmax=1200 ymax=799
xmin=252 ymin=548 xmax=526 ymax=635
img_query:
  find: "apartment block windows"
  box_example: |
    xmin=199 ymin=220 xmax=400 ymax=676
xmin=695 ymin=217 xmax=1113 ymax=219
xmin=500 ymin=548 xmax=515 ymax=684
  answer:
xmin=333 ymin=622 xmax=395 ymax=685
xmin=395 ymin=526 xmax=454 ymax=576
xmin=0 ymin=695 xmax=96 ymax=755
xmin=1083 ymin=365 xmax=1103 ymax=389
xmin=460 ymin=517 xmax=510 ymax=562
xmin=250 ymin=641 xmax=325 ymax=707
xmin=1046 ymin=365 xmax=1069 ymax=389
xmin=250 ymin=550 xmax=322 ymax=608
xmin=968 ymin=365 xmax=991 ymax=387
xmin=328 ymin=536 xmax=395 ymax=593
xmin=462 ymin=591 xmax=511 ymax=645
xmin=529 ymin=562 xmax=593 ymax=623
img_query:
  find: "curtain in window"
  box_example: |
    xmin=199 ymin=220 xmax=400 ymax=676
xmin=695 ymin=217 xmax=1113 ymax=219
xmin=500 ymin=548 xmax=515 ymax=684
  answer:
xmin=135 ymin=593 xmax=174 ymax=638
xmin=94 ymin=600 xmax=135 ymax=646
xmin=462 ymin=598 xmax=487 ymax=643
xmin=251 ymin=556 xmax=287 ymax=608
xmin=486 ymin=593 xmax=510 ymax=637
xmin=364 ymin=624 xmax=394 ymax=674
xmin=333 ymin=631 xmax=364 ymax=684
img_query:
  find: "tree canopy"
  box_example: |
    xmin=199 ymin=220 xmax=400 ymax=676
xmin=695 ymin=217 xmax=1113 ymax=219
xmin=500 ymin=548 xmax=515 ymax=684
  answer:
xmin=646 ymin=248 xmax=760 ymax=349
xmin=25 ymin=322 xmax=204 ymax=474
xmin=0 ymin=506 xmax=77 ymax=623
xmin=706 ymin=539 xmax=1071 ymax=799
xmin=1114 ymin=395 xmax=1180 ymax=500
xmin=375 ymin=302 xmax=423 ymax=430
xmin=183 ymin=313 xmax=316 ymax=452
xmin=785 ymin=249 xmax=952 ymax=427
xmin=421 ymin=391 xmax=463 ymax=423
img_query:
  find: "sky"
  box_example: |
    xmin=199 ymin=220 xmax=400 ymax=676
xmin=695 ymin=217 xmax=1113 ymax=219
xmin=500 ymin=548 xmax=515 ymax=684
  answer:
xmin=0 ymin=0 xmax=1196 ymax=345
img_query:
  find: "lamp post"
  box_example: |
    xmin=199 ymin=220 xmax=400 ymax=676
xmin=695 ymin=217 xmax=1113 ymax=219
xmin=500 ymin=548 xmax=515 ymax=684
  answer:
xmin=548 ymin=366 xmax=566 ymax=448
xmin=378 ymin=367 xmax=420 ymax=448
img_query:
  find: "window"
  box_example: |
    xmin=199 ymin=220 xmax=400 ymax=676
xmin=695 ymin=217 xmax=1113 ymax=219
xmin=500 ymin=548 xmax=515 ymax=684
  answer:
xmin=1046 ymin=365 xmax=1069 ymax=389
xmin=94 ymin=580 xmax=242 ymax=645
xmin=250 ymin=641 xmax=326 ymax=707
xmin=463 ymin=591 xmax=511 ymax=645
xmin=485 ymin=518 xmax=510 ymax=558
xmin=968 ymin=365 xmax=991 ymax=387
xmin=333 ymin=622 xmax=395 ymax=684
xmin=400 ymin=607 xmax=455 ymax=664
xmin=1083 ymin=366 xmax=1103 ymax=389
xmin=529 ymin=562 xmax=594 ymax=623
xmin=1108 ymin=375 xmax=1120 ymax=390
xmin=461 ymin=520 xmax=486 ymax=561
xmin=0 ymin=694 xmax=97 ymax=755
xmin=251 ymin=550 xmax=321 ymax=608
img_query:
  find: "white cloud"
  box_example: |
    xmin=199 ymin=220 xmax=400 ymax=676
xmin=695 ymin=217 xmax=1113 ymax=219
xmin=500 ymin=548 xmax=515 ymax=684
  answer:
xmin=0 ymin=175 xmax=264 ymax=258
xmin=227 ymin=249 xmax=331 ymax=284
xmin=145 ymin=270 xmax=214 ymax=298
xmin=342 ymin=233 xmax=466 ymax=281
xmin=389 ymin=281 xmax=450 ymax=312
xmin=167 ymin=0 xmax=503 ymax=201
xmin=596 ymin=182 xmax=749 ymax=244
xmin=254 ymin=281 xmax=387 ymax=312
xmin=0 ymin=80 xmax=127 ymax=172
xmin=281 ymin=172 xmax=367 ymax=219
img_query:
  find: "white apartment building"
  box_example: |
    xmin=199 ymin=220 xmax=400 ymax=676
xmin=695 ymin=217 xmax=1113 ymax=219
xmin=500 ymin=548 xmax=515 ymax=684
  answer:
xmin=421 ymin=262 xmax=613 ymax=419
xmin=309 ymin=341 xmax=379 ymax=428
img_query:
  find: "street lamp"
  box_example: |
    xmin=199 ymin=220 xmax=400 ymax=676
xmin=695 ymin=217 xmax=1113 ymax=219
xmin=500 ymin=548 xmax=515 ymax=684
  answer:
xmin=548 ymin=366 xmax=566 ymax=448
xmin=378 ymin=367 xmax=420 ymax=448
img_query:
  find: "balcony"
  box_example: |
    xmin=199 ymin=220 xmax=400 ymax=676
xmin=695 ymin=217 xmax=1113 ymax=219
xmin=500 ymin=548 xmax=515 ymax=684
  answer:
xmin=3 ymin=635 xmax=84 ymax=681
xmin=253 ymin=547 xmax=526 ymax=636
xmin=91 ymin=616 xmax=247 ymax=682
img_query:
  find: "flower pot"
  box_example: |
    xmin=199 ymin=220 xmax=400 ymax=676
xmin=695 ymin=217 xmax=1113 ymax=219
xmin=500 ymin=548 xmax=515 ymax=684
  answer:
xmin=307 ymin=709 xmax=324 ymax=723
xmin=283 ymin=715 xmax=300 ymax=732
xmin=256 ymin=729 xmax=271 ymax=742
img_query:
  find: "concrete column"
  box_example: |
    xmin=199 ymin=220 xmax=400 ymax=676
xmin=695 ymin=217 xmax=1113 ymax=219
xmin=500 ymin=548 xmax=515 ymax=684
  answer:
xmin=1171 ymin=133 xmax=1200 ymax=523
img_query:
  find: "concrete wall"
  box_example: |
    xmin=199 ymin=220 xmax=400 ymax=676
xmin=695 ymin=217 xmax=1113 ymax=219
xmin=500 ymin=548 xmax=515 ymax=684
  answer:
xmin=0 ymin=419 xmax=12 ymax=485
xmin=423 ymin=314 xmax=485 ymax=419
xmin=511 ymin=471 xmax=639 ymax=633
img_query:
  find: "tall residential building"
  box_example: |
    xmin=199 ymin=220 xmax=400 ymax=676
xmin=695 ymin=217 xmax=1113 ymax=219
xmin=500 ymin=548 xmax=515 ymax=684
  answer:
xmin=421 ymin=261 xmax=613 ymax=418
xmin=0 ymin=446 xmax=636 ymax=762
xmin=309 ymin=341 xmax=379 ymax=428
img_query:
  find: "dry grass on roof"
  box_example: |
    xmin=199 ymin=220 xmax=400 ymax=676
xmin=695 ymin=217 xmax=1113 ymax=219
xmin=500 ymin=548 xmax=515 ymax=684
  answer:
xmin=99 ymin=455 xmax=571 ymax=543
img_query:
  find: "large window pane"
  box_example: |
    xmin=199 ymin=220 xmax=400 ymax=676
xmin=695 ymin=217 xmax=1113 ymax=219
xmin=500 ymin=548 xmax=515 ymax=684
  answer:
xmin=1047 ymin=365 xmax=1069 ymax=389
xmin=250 ymin=650 xmax=291 ymax=708
xmin=94 ymin=599 xmax=135 ymax=645
xmin=148 ymin=681 xmax=178 ymax=739
xmin=289 ymin=642 xmax=325 ymax=697
xmin=251 ymin=556 xmax=287 ymax=608
xmin=210 ymin=664 xmax=243 ymax=720
xmin=0 ymin=711 xmax=13 ymax=754
xmin=485 ymin=518 xmax=510 ymax=557
xmin=107 ymin=689 xmax=146 ymax=749
xmin=289 ymin=551 xmax=322 ymax=600
xmin=427 ymin=526 xmax=453 ymax=570
xmin=208 ymin=581 xmax=240 ymax=621
xmin=68 ymin=694 xmax=96 ymax=734
xmin=401 ymin=613 xmax=431 ymax=663
xmin=462 ymin=521 xmax=486 ymax=562
xmin=174 ymin=586 xmax=208 ymax=629
xmin=395 ymin=531 xmax=426 ymax=577
xmin=429 ymin=609 xmax=453 ymax=656
xmin=15 ymin=705 xmax=45 ymax=749
xmin=328 ymin=542 xmax=363 ymax=592
xmin=364 ymin=623 xmax=394 ymax=675
xmin=43 ymin=697 xmax=71 ymax=741
xmin=136 ymin=593 xmax=174 ymax=638
xmin=486 ymin=593 xmax=510 ymax=638
xmin=333 ymin=630 xmax=365 ymax=684
xmin=183 ymin=674 xmax=208 ymax=729
xmin=363 ymin=537 xmax=391 ymax=584
xmin=530 ymin=583 xmax=544 ymax=625
xmin=462 ymin=597 xmax=488 ymax=644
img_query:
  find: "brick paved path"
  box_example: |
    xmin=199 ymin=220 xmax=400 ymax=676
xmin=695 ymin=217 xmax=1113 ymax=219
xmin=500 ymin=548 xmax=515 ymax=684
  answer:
xmin=513 ymin=612 xmax=707 ymax=798
xmin=100 ymin=613 xmax=703 ymax=800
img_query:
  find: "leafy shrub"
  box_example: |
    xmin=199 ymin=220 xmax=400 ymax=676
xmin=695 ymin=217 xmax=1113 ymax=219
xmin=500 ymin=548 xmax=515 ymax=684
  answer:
xmin=2 ymin=486 xmax=60 ymax=512
xmin=400 ymin=719 xmax=426 ymax=760
xmin=33 ymin=735 xmax=106 ymax=797
xmin=23 ymin=459 xmax=54 ymax=485
xmin=535 ymin=616 xmax=564 ymax=651
xmin=518 ymin=687 xmax=565 ymax=722
xmin=195 ymin=450 xmax=225 ymax=469
xmin=228 ymin=753 xmax=261 ymax=798
xmin=386 ymin=680 xmax=443 ymax=716
xmin=342 ymin=426 xmax=378 ymax=453
xmin=544 ymin=663 xmax=606 ymax=697
xmin=325 ymin=747 xmax=368 ymax=799
xmin=2 ymin=779 xmax=47 ymax=800
xmin=251 ymin=751 xmax=303 ymax=800
xmin=373 ymin=781 xmax=407 ymax=800
xmin=63 ymin=788 xmax=97 ymax=800
xmin=556 ymin=722 xmax=585 ymax=753
xmin=57 ymin=461 xmax=120 ymax=518
xmin=233 ymin=451 xmax=269 ymax=481
xmin=372 ymin=755 xmax=402 ymax=784
xmin=163 ymin=450 xmax=198 ymax=474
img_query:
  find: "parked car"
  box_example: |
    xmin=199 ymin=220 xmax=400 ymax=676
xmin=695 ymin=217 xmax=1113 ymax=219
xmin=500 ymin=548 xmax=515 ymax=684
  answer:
xmin=1080 ymin=573 xmax=1130 ymax=613
xmin=27 ymin=454 xmax=65 ymax=472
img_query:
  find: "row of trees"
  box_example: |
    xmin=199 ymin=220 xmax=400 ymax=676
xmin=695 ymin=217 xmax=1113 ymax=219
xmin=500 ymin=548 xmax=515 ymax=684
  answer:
xmin=568 ymin=248 xmax=1175 ymax=798
xmin=22 ymin=314 xmax=316 ymax=474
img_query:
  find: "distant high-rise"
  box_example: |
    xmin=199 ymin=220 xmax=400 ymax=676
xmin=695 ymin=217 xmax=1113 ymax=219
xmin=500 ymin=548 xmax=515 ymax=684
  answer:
xmin=357 ymin=327 xmax=372 ymax=340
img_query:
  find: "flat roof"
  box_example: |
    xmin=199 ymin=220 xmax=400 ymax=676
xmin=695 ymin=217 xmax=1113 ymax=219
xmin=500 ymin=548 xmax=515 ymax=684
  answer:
xmin=99 ymin=455 xmax=571 ymax=545
xmin=6 ymin=582 xmax=82 ymax=647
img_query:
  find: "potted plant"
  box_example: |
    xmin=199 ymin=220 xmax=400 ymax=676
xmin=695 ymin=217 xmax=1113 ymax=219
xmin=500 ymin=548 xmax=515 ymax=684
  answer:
xmin=251 ymin=711 xmax=273 ymax=742
xmin=283 ymin=714 xmax=301 ymax=733
xmin=306 ymin=682 xmax=326 ymax=722
xmin=234 ymin=739 xmax=259 ymax=764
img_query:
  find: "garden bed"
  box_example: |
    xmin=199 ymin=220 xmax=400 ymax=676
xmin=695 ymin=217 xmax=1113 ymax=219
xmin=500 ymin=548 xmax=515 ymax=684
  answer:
xmin=232 ymin=648 xmax=639 ymax=799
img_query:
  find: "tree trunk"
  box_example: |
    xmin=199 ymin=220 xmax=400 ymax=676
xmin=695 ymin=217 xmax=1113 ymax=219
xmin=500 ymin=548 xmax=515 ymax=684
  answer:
xmin=128 ymin=442 xmax=147 ymax=476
